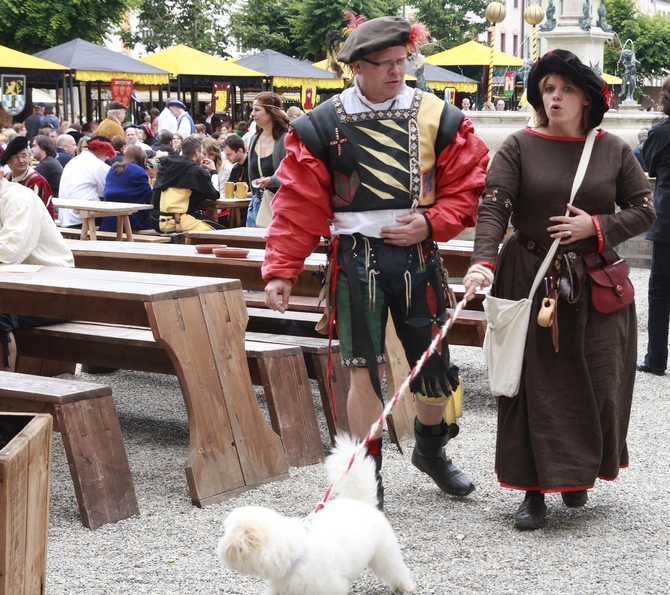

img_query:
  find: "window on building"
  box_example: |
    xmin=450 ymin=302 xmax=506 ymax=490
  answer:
xmin=500 ymin=32 xmax=506 ymax=53
xmin=513 ymin=34 xmax=519 ymax=57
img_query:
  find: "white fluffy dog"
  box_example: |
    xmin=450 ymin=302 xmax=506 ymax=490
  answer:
xmin=217 ymin=434 xmax=414 ymax=595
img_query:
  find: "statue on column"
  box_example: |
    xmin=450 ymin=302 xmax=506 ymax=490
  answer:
xmin=579 ymin=0 xmax=592 ymax=31
xmin=596 ymin=0 xmax=614 ymax=32
xmin=619 ymin=48 xmax=640 ymax=102
xmin=539 ymin=0 xmax=556 ymax=32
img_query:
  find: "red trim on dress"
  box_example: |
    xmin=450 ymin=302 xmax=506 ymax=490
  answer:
xmin=591 ymin=215 xmax=604 ymax=252
xmin=524 ymin=126 xmax=606 ymax=142
xmin=473 ymin=260 xmax=497 ymax=271
xmin=495 ymin=463 xmax=627 ymax=491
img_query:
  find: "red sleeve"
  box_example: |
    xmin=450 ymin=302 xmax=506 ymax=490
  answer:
xmin=262 ymin=130 xmax=333 ymax=284
xmin=30 ymin=175 xmax=56 ymax=220
xmin=425 ymin=119 xmax=489 ymax=242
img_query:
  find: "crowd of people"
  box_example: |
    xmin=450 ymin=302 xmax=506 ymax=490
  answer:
xmin=0 ymin=18 xmax=667 ymax=538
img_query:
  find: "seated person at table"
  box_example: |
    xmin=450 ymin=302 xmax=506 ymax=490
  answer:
xmin=151 ymin=131 xmax=176 ymax=155
xmin=150 ymin=135 xmax=223 ymax=233
xmin=0 ymin=169 xmax=74 ymax=372
xmin=99 ymin=146 xmax=153 ymax=233
xmin=1 ymin=136 xmax=55 ymax=219
xmin=58 ymin=137 xmax=116 ymax=228
xmin=31 ymin=135 xmax=63 ymax=198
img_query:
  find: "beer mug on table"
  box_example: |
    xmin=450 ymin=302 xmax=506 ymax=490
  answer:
xmin=224 ymin=181 xmax=235 ymax=199
xmin=234 ymin=182 xmax=248 ymax=199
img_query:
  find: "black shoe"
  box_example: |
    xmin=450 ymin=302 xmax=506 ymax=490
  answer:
xmin=514 ymin=497 xmax=547 ymax=530
xmin=561 ymin=490 xmax=588 ymax=508
xmin=411 ymin=429 xmax=474 ymax=496
xmin=636 ymin=361 xmax=664 ymax=376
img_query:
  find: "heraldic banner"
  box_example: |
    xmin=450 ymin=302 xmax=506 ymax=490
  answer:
xmin=111 ymin=79 xmax=133 ymax=107
xmin=213 ymin=83 xmax=230 ymax=113
xmin=2 ymin=75 xmax=27 ymax=116
xmin=301 ymin=86 xmax=317 ymax=112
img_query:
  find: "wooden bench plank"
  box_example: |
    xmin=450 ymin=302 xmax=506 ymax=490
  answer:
xmin=0 ymin=371 xmax=138 ymax=530
xmin=59 ymin=228 xmax=171 ymax=243
xmin=14 ymin=323 xmax=324 ymax=468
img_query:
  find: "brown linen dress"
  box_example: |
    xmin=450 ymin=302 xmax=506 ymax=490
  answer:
xmin=472 ymin=127 xmax=656 ymax=492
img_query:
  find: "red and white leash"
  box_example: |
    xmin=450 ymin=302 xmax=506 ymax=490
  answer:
xmin=306 ymin=296 xmax=470 ymax=521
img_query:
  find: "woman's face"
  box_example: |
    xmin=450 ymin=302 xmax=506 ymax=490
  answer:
xmin=19 ymin=127 xmax=27 ymax=136
xmin=542 ymin=73 xmax=589 ymax=131
xmin=172 ymin=136 xmax=182 ymax=149
xmin=251 ymin=102 xmax=272 ymax=129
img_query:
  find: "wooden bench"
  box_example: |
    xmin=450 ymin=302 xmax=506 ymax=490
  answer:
xmin=14 ymin=323 xmax=324 ymax=468
xmin=245 ymin=307 xmax=488 ymax=348
xmin=0 ymin=371 xmax=139 ymax=530
xmin=59 ymin=228 xmax=171 ymax=243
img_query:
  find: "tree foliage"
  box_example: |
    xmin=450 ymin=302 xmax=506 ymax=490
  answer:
xmin=409 ymin=0 xmax=490 ymax=53
xmin=120 ymin=0 xmax=230 ymax=57
xmin=604 ymin=0 xmax=670 ymax=91
xmin=229 ymin=0 xmax=300 ymax=57
xmin=0 ymin=0 xmax=131 ymax=54
xmin=290 ymin=0 xmax=404 ymax=61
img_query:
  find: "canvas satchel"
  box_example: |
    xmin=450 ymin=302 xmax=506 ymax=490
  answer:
xmin=255 ymin=147 xmax=274 ymax=229
xmin=483 ymin=129 xmax=597 ymax=398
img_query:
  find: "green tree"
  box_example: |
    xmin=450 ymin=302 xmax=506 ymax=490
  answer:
xmin=0 ymin=0 xmax=131 ymax=54
xmin=120 ymin=0 xmax=230 ymax=57
xmin=410 ymin=0 xmax=490 ymax=52
xmin=290 ymin=0 xmax=404 ymax=61
xmin=604 ymin=0 xmax=670 ymax=93
xmin=229 ymin=0 xmax=300 ymax=57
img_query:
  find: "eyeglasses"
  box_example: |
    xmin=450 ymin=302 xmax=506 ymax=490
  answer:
xmin=361 ymin=57 xmax=408 ymax=70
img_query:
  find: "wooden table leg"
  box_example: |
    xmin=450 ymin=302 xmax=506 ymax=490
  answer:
xmin=230 ymin=208 xmax=240 ymax=228
xmin=116 ymin=217 xmax=124 ymax=242
xmin=145 ymin=287 xmax=289 ymax=506
xmin=121 ymin=215 xmax=134 ymax=242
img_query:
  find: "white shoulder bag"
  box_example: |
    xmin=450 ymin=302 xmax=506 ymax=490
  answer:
xmin=483 ymin=129 xmax=597 ymax=398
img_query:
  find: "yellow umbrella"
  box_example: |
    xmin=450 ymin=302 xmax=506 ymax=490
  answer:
xmin=140 ymin=45 xmax=265 ymax=78
xmin=426 ymin=40 xmax=524 ymax=67
xmin=0 ymin=44 xmax=67 ymax=71
xmin=602 ymin=72 xmax=622 ymax=85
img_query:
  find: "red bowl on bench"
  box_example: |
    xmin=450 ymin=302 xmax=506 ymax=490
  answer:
xmin=212 ymin=247 xmax=249 ymax=259
xmin=195 ymin=244 xmax=226 ymax=254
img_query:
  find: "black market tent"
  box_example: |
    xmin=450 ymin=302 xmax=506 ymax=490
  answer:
xmin=234 ymin=50 xmax=343 ymax=91
xmin=34 ymin=38 xmax=170 ymax=122
xmin=0 ymin=44 xmax=68 ymax=122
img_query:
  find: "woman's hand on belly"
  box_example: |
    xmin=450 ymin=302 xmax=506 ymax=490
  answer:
xmin=547 ymin=204 xmax=596 ymax=245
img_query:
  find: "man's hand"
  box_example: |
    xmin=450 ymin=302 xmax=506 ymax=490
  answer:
xmin=379 ymin=213 xmax=429 ymax=246
xmin=265 ymin=278 xmax=292 ymax=313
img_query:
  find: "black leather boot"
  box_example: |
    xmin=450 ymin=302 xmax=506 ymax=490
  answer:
xmin=411 ymin=425 xmax=474 ymax=496
xmin=373 ymin=454 xmax=384 ymax=511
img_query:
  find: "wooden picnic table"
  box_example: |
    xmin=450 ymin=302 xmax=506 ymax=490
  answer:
xmin=53 ymin=199 xmax=153 ymax=242
xmin=200 ymin=198 xmax=251 ymax=228
xmin=186 ymin=227 xmax=475 ymax=277
xmin=66 ymin=239 xmax=326 ymax=296
xmin=0 ymin=265 xmax=288 ymax=506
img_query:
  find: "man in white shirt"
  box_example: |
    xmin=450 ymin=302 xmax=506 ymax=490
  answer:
xmin=0 ymin=169 xmax=74 ymax=371
xmin=167 ymin=99 xmax=195 ymax=137
xmin=156 ymin=106 xmax=178 ymax=134
xmin=58 ymin=137 xmax=115 ymax=227
xmin=125 ymin=127 xmax=152 ymax=152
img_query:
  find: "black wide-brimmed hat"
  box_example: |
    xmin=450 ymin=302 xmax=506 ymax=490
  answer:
xmin=527 ymin=49 xmax=609 ymax=129
xmin=337 ymin=16 xmax=411 ymax=64
xmin=0 ymin=135 xmax=28 ymax=165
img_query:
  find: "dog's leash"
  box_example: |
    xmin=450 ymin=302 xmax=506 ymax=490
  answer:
xmin=305 ymin=296 xmax=471 ymax=522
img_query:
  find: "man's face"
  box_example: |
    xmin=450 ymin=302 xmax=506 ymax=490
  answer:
xmin=168 ymin=106 xmax=180 ymax=117
xmin=126 ymin=128 xmax=138 ymax=145
xmin=205 ymin=105 xmax=213 ymax=115
xmin=352 ymin=45 xmax=407 ymax=104
xmin=115 ymin=108 xmax=127 ymax=122
xmin=192 ymin=148 xmax=202 ymax=165
xmin=48 ymin=129 xmax=58 ymax=141
xmin=496 ymin=100 xmax=505 ymax=111
xmin=223 ymin=145 xmax=243 ymax=165
xmin=60 ymin=137 xmax=76 ymax=155
xmin=8 ymin=149 xmax=30 ymax=177
xmin=461 ymin=98 xmax=471 ymax=110
xmin=30 ymin=141 xmax=45 ymax=161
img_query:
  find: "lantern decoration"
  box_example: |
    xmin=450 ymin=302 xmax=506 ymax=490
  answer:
xmin=524 ymin=3 xmax=545 ymax=61
xmin=485 ymin=2 xmax=507 ymax=103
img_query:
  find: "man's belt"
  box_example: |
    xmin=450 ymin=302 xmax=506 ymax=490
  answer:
xmin=158 ymin=212 xmax=183 ymax=233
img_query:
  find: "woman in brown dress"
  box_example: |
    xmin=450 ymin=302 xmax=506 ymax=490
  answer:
xmin=463 ymin=50 xmax=656 ymax=530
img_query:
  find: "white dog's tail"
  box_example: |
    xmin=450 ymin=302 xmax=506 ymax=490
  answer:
xmin=325 ymin=433 xmax=379 ymax=507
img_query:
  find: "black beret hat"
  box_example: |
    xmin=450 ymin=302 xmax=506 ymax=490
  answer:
xmin=108 ymin=101 xmax=127 ymax=110
xmin=527 ymin=49 xmax=609 ymax=129
xmin=337 ymin=16 xmax=411 ymax=64
xmin=0 ymin=135 xmax=28 ymax=166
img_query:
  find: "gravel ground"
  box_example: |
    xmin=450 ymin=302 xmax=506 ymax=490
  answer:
xmin=45 ymin=266 xmax=669 ymax=594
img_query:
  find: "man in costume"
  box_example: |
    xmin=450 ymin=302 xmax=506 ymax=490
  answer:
xmin=1 ymin=136 xmax=55 ymax=219
xmin=167 ymin=99 xmax=196 ymax=138
xmin=262 ymin=15 xmax=489 ymax=506
xmin=150 ymin=135 xmax=222 ymax=233
xmin=96 ymin=101 xmax=127 ymax=140
xmin=0 ymin=169 xmax=74 ymax=371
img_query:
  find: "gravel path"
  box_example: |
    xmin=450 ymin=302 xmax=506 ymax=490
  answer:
xmin=45 ymin=266 xmax=669 ymax=594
